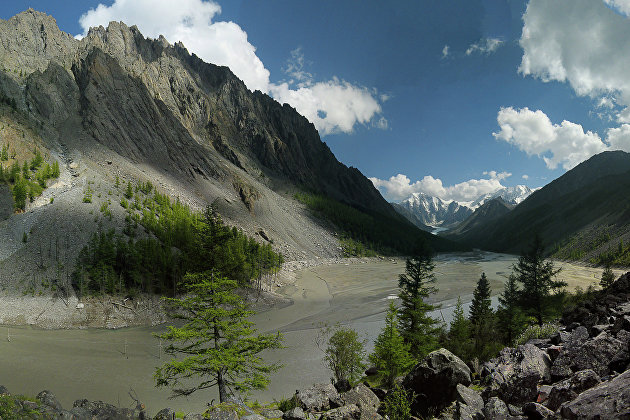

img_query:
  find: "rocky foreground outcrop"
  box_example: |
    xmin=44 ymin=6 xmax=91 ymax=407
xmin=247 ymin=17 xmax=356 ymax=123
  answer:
xmin=431 ymin=272 xmax=630 ymax=419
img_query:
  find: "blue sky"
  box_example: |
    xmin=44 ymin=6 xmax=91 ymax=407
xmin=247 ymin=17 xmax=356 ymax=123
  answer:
xmin=3 ymin=1 xmax=630 ymax=203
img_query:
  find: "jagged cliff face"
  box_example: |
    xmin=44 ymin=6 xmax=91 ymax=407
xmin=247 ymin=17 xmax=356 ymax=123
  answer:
xmin=0 ymin=10 xmax=388 ymax=213
xmin=0 ymin=9 xmax=396 ymax=267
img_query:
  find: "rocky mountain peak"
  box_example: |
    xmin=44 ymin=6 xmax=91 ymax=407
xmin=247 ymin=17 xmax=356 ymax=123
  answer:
xmin=0 ymin=9 xmax=76 ymax=78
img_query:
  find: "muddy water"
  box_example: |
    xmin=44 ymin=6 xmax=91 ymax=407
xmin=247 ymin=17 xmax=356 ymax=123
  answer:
xmin=0 ymin=252 xmax=618 ymax=415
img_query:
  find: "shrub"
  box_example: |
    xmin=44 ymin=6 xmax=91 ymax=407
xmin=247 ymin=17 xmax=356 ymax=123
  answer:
xmin=383 ymin=385 xmax=413 ymax=420
xmin=515 ymin=322 xmax=560 ymax=346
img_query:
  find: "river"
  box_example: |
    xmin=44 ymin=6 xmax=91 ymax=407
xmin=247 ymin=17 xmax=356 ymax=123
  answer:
xmin=0 ymin=252 xmax=617 ymax=416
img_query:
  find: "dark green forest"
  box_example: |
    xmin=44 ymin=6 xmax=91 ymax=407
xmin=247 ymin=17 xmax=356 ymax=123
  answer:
xmin=73 ymin=186 xmax=283 ymax=296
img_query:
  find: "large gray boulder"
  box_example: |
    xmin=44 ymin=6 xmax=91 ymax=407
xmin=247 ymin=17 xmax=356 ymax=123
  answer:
xmin=319 ymin=404 xmax=361 ymax=420
xmin=73 ymin=399 xmax=136 ymax=419
xmin=482 ymin=344 xmax=551 ymax=405
xmin=296 ymin=383 xmax=341 ymax=412
xmin=560 ymin=369 xmax=630 ymax=419
xmin=545 ymin=369 xmax=601 ymax=411
xmin=341 ymin=383 xmax=380 ymax=415
xmin=551 ymin=331 xmax=624 ymax=380
xmin=403 ymin=348 xmax=471 ymax=417
xmin=283 ymin=407 xmax=306 ymax=420
xmin=36 ymin=390 xmax=63 ymax=411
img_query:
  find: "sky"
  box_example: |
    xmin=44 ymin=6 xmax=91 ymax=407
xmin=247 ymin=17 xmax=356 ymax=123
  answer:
xmin=3 ymin=0 xmax=630 ymax=203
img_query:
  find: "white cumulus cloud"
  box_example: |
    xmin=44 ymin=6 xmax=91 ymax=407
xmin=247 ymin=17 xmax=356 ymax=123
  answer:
xmin=369 ymin=171 xmax=511 ymax=203
xmin=465 ymin=38 xmax=504 ymax=56
xmin=604 ymin=0 xmax=630 ymax=16
xmin=442 ymin=45 xmax=450 ymax=59
xmin=519 ymin=0 xmax=630 ymax=118
xmin=493 ymin=107 xmax=630 ymax=170
xmin=78 ymin=0 xmax=385 ymax=136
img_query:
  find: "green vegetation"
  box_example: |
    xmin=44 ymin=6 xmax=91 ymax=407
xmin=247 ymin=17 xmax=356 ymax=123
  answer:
xmin=515 ymin=322 xmax=560 ymax=346
xmin=383 ymin=385 xmax=413 ymax=420
xmin=73 ymin=189 xmax=283 ymax=296
xmin=601 ymin=260 xmax=616 ymax=289
xmin=444 ymin=297 xmax=472 ymax=361
xmin=0 ymin=147 xmax=60 ymax=210
xmin=294 ymin=191 xmax=456 ymax=255
xmin=319 ymin=324 xmax=366 ymax=384
xmin=513 ymin=235 xmax=565 ymax=326
xmin=154 ymin=271 xmax=282 ymax=403
xmin=496 ymin=274 xmax=524 ymax=345
xmin=397 ymin=251 xmax=442 ymax=358
xmin=369 ymin=301 xmax=414 ymax=387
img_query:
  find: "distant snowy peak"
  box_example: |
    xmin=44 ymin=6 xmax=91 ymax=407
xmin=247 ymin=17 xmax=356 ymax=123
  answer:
xmin=469 ymin=185 xmax=533 ymax=210
xmin=394 ymin=186 xmax=533 ymax=229
xmin=398 ymin=192 xmax=472 ymax=227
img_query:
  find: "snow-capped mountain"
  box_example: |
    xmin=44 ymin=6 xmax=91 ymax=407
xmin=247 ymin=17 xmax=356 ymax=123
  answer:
xmin=395 ymin=192 xmax=473 ymax=228
xmin=393 ymin=186 xmax=533 ymax=231
xmin=468 ymin=185 xmax=533 ymax=209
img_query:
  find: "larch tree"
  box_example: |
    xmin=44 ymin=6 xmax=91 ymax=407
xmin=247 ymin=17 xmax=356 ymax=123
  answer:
xmin=154 ymin=271 xmax=282 ymax=403
xmin=600 ymin=260 xmax=616 ymax=289
xmin=496 ymin=274 xmax=524 ymax=344
xmin=397 ymin=250 xmax=442 ymax=358
xmin=445 ymin=296 xmax=472 ymax=361
xmin=469 ymin=272 xmax=494 ymax=359
xmin=369 ymin=301 xmax=415 ymax=387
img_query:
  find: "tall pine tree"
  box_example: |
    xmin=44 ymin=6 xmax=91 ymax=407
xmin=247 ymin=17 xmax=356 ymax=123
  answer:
xmin=446 ymin=297 xmax=472 ymax=361
xmin=398 ymin=250 xmax=442 ymax=358
xmin=513 ymin=235 xmax=565 ymax=326
xmin=469 ymin=272 xmax=495 ymax=360
xmin=496 ymin=274 xmax=524 ymax=344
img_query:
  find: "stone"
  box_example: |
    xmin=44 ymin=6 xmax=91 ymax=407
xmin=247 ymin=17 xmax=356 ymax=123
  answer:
xmin=560 ymin=369 xmax=630 ymax=419
xmin=319 ymin=404 xmax=361 ymax=420
xmin=184 ymin=414 xmax=205 ymax=420
xmin=550 ymin=331 xmax=570 ymax=345
xmin=73 ymin=399 xmax=136 ymax=419
xmin=341 ymin=384 xmax=380 ymax=413
xmin=546 ymin=368 xmax=601 ymax=411
xmin=260 ymin=408 xmax=284 ymax=418
xmin=546 ymin=345 xmax=562 ymax=362
xmin=204 ymin=410 xmax=240 ymax=420
xmin=482 ymin=344 xmax=551 ymax=405
xmin=611 ymin=315 xmax=630 ymax=334
xmin=403 ymin=348 xmax=471 ymax=416
xmin=283 ymin=407 xmax=306 ymax=420
xmin=36 ymin=390 xmax=63 ymax=411
xmin=364 ymin=366 xmax=378 ymax=376
xmin=154 ymin=408 xmax=176 ymax=420
xmin=296 ymin=383 xmax=340 ymax=412
xmin=455 ymin=384 xmax=483 ymax=413
xmin=0 ymin=385 xmax=9 ymax=394
xmin=242 ymin=415 xmax=266 ymax=420
xmin=536 ymin=385 xmax=552 ymax=404
xmin=551 ymin=331 xmax=624 ymax=380
xmin=483 ymin=397 xmax=510 ymax=419
xmin=522 ymin=402 xmax=554 ymax=419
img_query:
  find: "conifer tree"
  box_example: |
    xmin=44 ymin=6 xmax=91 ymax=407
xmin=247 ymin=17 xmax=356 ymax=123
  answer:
xmin=600 ymin=260 xmax=616 ymax=289
xmin=12 ymin=174 xmax=27 ymax=210
xmin=51 ymin=160 xmax=60 ymax=178
xmin=398 ymin=249 xmax=442 ymax=358
xmin=124 ymin=181 xmax=133 ymax=199
xmin=496 ymin=274 xmax=524 ymax=344
xmin=369 ymin=301 xmax=414 ymax=387
xmin=513 ymin=235 xmax=565 ymax=326
xmin=469 ymin=272 xmax=495 ymax=358
xmin=446 ymin=297 xmax=471 ymax=361
xmin=155 ymin=271 xmax=282 ymax=403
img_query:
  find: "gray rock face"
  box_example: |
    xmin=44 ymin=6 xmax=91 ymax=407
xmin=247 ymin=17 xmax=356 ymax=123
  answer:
xmin=204 ymin=410 xmax=240 ymax=420
xmin=296 ymin=383 xmax=340 ymax=412
xmin=319 ymin=404 xmax=361 ymax=420
xmin=483 ymin=397 xmax=511 ymax=419
xmin=551 ymin=331 xmax=624 ymax=380
xmin=560 ymin=369 xmax=630 ymax=419
xmin=36 ymin=389 xmax=63 ymax=411
xmin=73 ymin=398 xmax=136 ymax=419
xmin=283 ymin=407 xmax=306 ymax=420
xmin=546 ymin=369 xmax=601 ymax=411
xmin=403 ymin=348 xmax=471 ymax=417
xmin=341 ymin=384 xmax=380 ymax=414
xmin=260 ymin=408 xmax=284 ymax=419
xmin=154 ymin=408 xmax=176 ymax=420
xmin=482 ymin=344 xmax=551 ymax=405
xmin=522 ymin=402 xmax=554 ymax=419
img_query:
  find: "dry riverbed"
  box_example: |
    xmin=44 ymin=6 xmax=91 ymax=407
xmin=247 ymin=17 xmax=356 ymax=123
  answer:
xmin=0 ymin=253 xmax=624 ymax=416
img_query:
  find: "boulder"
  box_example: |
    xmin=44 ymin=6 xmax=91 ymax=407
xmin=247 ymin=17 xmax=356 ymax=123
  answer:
xmin=36 ymin=390 xmax=63 ymax=411
xmin=341 ymin=384 xmax=380 ymax=413
xmin=73 ymin=399 xmax=136 ymax=419
xmin=402 ymin=348 xmax=471 ymax=416
xmin=296 ymin=383 xmax=341 ymax=412
xmin=560 ymin=369 xmax=630 ymax=419
xmin=551 ymin=331 xmax=624 ymax=380
xmin=154 ymin=408 xmax=176 ymax=420
xmin=482 ymin=344 xmax=551 ymax=405
xmin=335 ymin=379 xmax=352 ymax=393
xmin=283 ymin=407 xmax=306 ymax=420
xmin=611 ymin=315 xmax=630 ymax=335
xmin=260 ymin=408 xmax=284 ymax=418
xmin=204 ymin=410 xmax=240 ymax=420
xmin=522 ymin=402 xmax=554 ymax=419
xmin=319 ymin=404 xmax=361 ymax=420
xmin=241 ymin=415 xmax=266 ymax=420
xmin=0 ymin=385 xmax=8 ymax=394
xmin=454 ymin=384 xmax=483 ymax=419
xmin=184 ymin=414 xmax=205 ymax=420
xmin=483 ymin=397 xmax=510 ymax=419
